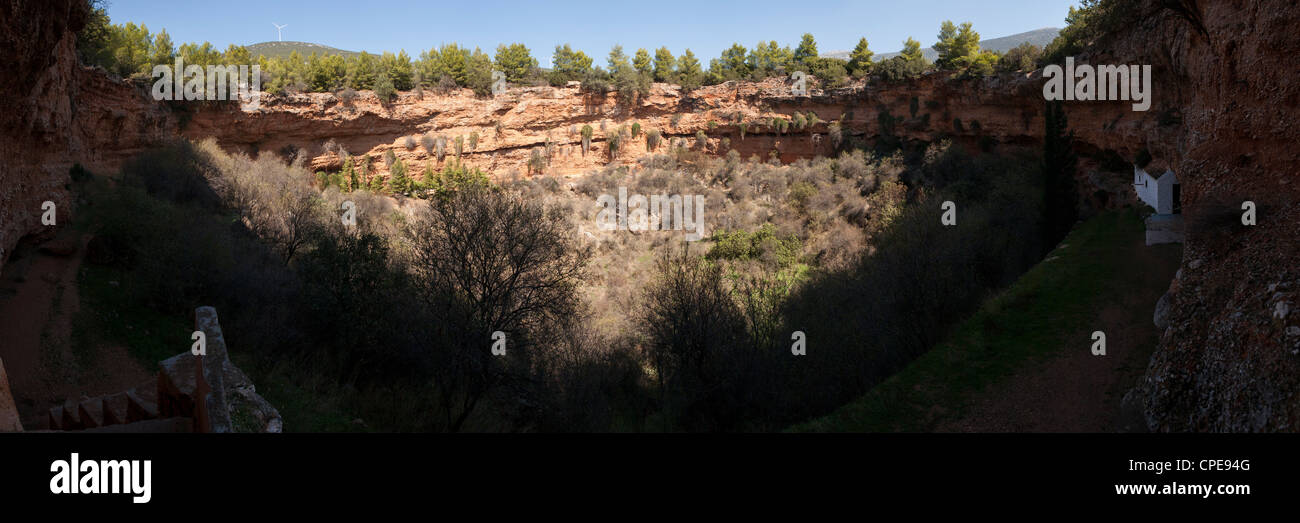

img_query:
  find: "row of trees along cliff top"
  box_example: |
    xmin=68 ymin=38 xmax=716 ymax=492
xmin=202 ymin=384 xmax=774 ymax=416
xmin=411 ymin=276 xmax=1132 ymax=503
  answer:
xmin=78 ymin=0 xmax=1132 ymax=101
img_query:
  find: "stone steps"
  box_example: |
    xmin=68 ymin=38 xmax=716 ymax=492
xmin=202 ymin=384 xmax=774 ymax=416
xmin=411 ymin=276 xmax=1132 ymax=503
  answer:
xmin=47 ymin=379 xmax=160 ymax=430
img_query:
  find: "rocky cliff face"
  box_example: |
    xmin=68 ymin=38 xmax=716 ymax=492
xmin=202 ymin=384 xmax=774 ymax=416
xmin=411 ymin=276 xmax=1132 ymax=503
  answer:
xmin=1108 ymin=0 xmax=1300 ymax=431
xmin=0 ymin=0 xmax=175 ymax=268
xmin=182 ymin=72 xmax=1149 ymax=197
xmin=4 ymin=0 xmax=1296 ymax=431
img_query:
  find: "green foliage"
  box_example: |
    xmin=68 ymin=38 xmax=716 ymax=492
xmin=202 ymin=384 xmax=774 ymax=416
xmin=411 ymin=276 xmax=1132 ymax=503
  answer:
xmin=792 ymin=33 xmax=818 ymax=69
xmin=747 ymin=40 xmax=794 ymax=79
xmin=606 ymin=131 xmax=623 ymax=160
xmin=494 ymin=43 xmax=538 ymax=83
xmin=464 ymin=48 xmax=495 ymax=96
xmin=714 ymin=43 xmax=752 ymax=81
xmin=707 ymin=223 xmax=802 ymax=268
xmin=786 ymin=181 xmax=817 ymax=213
xmin=579 ymin=66 xmax=610 ymax=96
xmin=807 ymin=57 xmax=849 ymax=88
xmin=550 ymin=44 xmax=593 ymax=85
xmin=347 ymin=51 xmax=379 ymax=89
xmin=900 ymin=36 xmax=925 ymax=62
xmin=794 ymin=210 xmax=1174 ymax=432
xmin=847 ymin=37 xmax=874 ymax=77
xmin=676 ymin=49 xmax=704 ymax=91
xmin=382 ymin=158 xmax=408 ymax=195
xmin=933 ymin=21 xmax=981 ymax=70
xmin=653 ymin=47 xmax=677 ymax=82
xmin=341 ymin=156 xmax=357 ymax=192
xmin=374 ymin=72 xmax=395 ymax=103
xmin=421 ymin=163 xmax=436 ymax=189
xmin=381 ymin=50 xmax=414 ymax=90
xmin=420 ymin=161 xmax=492 ymax=199
xmin=528 ymin=148 xmax=547 ymax=175
xmin=1042 ymin=0 xmax=1138 ymax=66
xmin=997 ymin=42 xmax=1043 ymax=73
xmin=580 ymin=124 xmax=594 ymax=155
xmin=961 ymin=50 xmax=1000 ymax=78
xmin=77 ymin=2 xmax=115 ymax=69
xmin=874 ymin=37 xmax=930 ymax=83
xmin=633 ymin=48 xmax=653 ymax=76
xmin=645 ymin=129 xmax=661 ymax=151
xmin=609 ymin=45 xmax=650 ymax=106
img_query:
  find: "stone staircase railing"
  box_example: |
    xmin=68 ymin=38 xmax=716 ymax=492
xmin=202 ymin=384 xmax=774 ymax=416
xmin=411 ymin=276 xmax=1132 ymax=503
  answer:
xmin=39 ymin=306 xmax=281 ymax=433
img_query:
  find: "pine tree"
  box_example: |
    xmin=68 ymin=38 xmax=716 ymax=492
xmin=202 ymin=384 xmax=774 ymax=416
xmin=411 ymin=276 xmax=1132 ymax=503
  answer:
xmin=717 ymin=43 xmax=750 ymax=81
xmin=1042 ymin=99 xmax=1078 ymax=248
xmin=653 ymin=47 xmax=676 ymax=82
xmin=465 ymin=47 xmax=495 ymax=95
xmin=341 ymin=156 xmax=356 ymax=192
xmin=934 ymin=21 xmax=981 ymax=70
xmin=494 ymin=43 xmax=537 ymax=83
xmin=677 ymin=49 xmax=703 ymax=91
xmin=580 ymin=124 xmax=594 ymax=155
xmin=422 ymin=163 xmax=437 ymax=194
xmin=387 ymin=157 xmax=409 ymax=194
xmin=374 ymin=72 xmax=396 ymax=103
xmin=149 ymin=29 xmax=175 ymax=67
xmin=847 ymin=38 xmax=874 ymax=77
xmin=550 ymin=44 xmax=593 ymax=84
xmin=900 ymin=37 xmax=925 ymax=62
xmin=793 ymin=33 xmax=818 ymax=69
xmin=633 ymin=48 xmax=652 ymax=77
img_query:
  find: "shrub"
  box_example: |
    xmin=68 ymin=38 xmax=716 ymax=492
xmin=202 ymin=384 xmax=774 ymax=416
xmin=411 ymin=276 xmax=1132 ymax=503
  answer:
xmin=607 ymin=131 xmax=623 ymax=160
xmin=997 ymin=42 xmax=1043 ymax=73
xmin=639 ymin=246 xmax=748 ymax=431
xmin=828 ymin=122 xmax=842 ymax=147
xmin=645 ymin=129 xmax=661 ymax=151
xmin=337 ymin=88 xmax=358 ymax=105
xmin=580 ymin=124 xmax=594 ymax=155
xmin=875 ymin=55 xmax=928 ymax=82
xmin=374 ymin=73 xmax=396 ymax=104
xmin=807 ymin=57 xmax=849 ymax=88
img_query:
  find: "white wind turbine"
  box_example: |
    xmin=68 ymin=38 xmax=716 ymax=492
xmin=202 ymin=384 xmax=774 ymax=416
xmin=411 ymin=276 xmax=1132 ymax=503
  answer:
xmin=272 ymin=23 xmax=288 ymax=42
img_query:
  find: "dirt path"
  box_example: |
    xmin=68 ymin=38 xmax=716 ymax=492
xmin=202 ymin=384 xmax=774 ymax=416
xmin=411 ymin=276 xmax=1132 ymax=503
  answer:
xmin=0 ymin=230 xmax=151 ymax=429
xmin=938 ymin=236 xmax=1180 ymax=433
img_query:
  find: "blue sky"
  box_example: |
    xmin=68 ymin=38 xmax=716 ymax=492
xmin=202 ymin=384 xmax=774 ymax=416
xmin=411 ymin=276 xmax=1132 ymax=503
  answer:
xmin=105 ymin=0 xmax=1081 ymax=64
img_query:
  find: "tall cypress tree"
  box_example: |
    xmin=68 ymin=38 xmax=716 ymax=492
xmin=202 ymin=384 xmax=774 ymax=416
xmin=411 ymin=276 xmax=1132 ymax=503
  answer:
xmin=1042 ymin=99 xmax=1078 ymax=250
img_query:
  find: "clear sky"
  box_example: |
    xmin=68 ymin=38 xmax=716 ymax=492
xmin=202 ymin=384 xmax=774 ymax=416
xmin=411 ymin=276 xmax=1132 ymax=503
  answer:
xmin=105 ymin=0 xmax=1082 ymax=64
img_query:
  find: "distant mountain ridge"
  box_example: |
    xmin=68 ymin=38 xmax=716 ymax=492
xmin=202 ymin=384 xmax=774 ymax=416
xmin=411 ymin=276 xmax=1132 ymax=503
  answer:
xmin=822 ymin=27 xmax=1061 ymax=62
xmin=246 ymin=41 xmax=359 ymax=60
